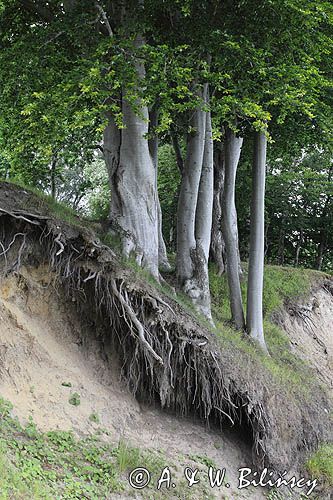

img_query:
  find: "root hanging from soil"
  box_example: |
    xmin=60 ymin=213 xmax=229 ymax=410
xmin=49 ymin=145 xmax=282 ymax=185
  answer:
xmin=0 ymin=182 xmax=331 ymax=475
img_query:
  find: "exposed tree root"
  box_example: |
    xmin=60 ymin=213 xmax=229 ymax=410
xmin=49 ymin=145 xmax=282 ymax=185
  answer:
xmin=110 ymin=278 xmax=164 ymax=365
xmin=0 ymin=183 xmax=331 ymax=476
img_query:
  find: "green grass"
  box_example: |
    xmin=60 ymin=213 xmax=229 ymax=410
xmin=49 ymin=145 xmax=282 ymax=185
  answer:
xmin=0 ymin=396 xmax=220 ymax=500
xmin=0 ymin=444 xmax=51 ymax=499
xmin=306 ymin=444 xmax=333 ymax=487
xmin=108 ymin=252 xmax=324 ymax=394
xmin=209 ymin=262 xmax=324 ymax=392
xmin=209 ymin=263 xmax=314 ymax=323
xmin=0 ymin=178 xmax=92 ymax=229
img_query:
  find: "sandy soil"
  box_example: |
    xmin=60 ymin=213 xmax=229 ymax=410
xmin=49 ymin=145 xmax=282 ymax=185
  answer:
xmin=280 ymin=285 xmax=333 ymax=390
xmin=0 ymin=266 xmax=268 ymax=499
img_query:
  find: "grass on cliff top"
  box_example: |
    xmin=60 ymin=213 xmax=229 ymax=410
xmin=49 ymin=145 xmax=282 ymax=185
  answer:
xmin=209 ymin=263 xmax=315 ymax=322
xmin=209 ymin=263 xmax=325 ymax=389
xmin=0 ymin=179 xmax=93 ymax=230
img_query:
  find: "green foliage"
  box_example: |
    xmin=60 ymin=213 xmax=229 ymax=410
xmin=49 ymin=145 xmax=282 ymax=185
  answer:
xmin=188 ymin=454 xmax=216 ymax=468
xmin=209 ymin=264 xmax=319 ymax=391
xmin=306 ymin=444 xmax=333 ymax=486
xmin=61 ymin=382 xmax=72 ymax=388
xmin=158 ymin=144 xmax=181 ymax=249
xmin=0 ymin=396 xmax=170 ymax=499
xmin=235 ymin=144 xmax=333 ymax=272
xmin=264 ymin=149 xmax=333 ymax=271
xmin=0 ymin=444 xmax=51 ymax=499
xmin=89 ymin=413 xmax=100 ymax=424
xmin=82 ymin=160 xmax=109 ymax=220
xmin=68 ymin=393 xmax=81 ymax=407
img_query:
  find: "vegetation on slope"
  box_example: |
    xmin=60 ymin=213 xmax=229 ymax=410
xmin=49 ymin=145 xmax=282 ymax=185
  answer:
xmin=306 ymin=444 xmax=333 ymax=491
xmin=0 ymin=397 xmax=167 ymax=499
xmin=0 ymin=181 xmax=331 ymax=498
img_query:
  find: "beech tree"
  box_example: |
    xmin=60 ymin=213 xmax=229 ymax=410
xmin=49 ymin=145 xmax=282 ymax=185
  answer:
xmin=176 ymin=83 xmax=214 ymax=320
xmin=210 ymin=142 xmax=226 ymax=276
xmin=0 ymin=0 xmax=174 ymax=278
xmin=246 ymin=130 xmax=268 ymax=351
xmin=222 ymin=127 xmax=245 ymax=330
xmin=0 ymin=0 xmax=332 ymax=350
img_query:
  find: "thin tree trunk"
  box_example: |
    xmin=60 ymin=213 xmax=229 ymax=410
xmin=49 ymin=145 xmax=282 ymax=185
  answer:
xmin=50 ymin=155 xmax=57 ymax=200
xmin=149 ymin=105 xmax=171 ymax=272
xmin=246 ymin=131 xmax=268 ymax=352
xmin=176 ymin=84 xmax=213 ymax=321
xmin=222 ymin=127 xmax=245 ymax=330
xmin=194 ymin=107 xmax=214 ymax=319
xmin=277 ymin=222 xmax=285 ymax=265
xmin=294 ymin=228 xmax=303 ymax=267
xmin=196 ymin=108 xmax=214 ymax=261
xmin=210 ymin=143 xmax=226 ymax=275
xmin=176 ymin=88 xmax=206 ymax=285
xmin=316 ymin=232 xmax=326 ymax=271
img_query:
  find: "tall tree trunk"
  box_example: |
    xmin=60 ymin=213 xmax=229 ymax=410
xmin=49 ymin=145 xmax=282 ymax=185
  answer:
xmin=222 ymin=127 xmax=245 ymax=330
xmin=294 ymin=228 xmax=303 ymax=267
xmin=50 ymin=155 xmax=57 ymax=200
xmin=104 ymin=37 xmax=159 ymax=278
xmin=210 ymin=143 xmax=226 ymax=275
xmin=176 ymin=85 xmax=213 ymax=321
xmin=148 ymin=105 xmax=171 ymax=272
xmin=194 ymin=107 xmax=214 ymax=319
xmin=176 ymin=90 xmax=206 ymax=284
xmin=315 ymin=232 xmax=326 ymax=271
xmin=195 ymin=108 xmax=214 ymax=261
xmin=246 ymin=131 xmax=268 ymax=352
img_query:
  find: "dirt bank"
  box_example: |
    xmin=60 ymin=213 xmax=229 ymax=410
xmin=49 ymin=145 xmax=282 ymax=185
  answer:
xmin=0 ymin=181 xmax=331 ymax=498
xmin=274 ymin=282 xmax=333 ymax=389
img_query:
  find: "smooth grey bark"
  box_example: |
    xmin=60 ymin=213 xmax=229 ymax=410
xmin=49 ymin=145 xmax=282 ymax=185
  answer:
xmin=246 ymin=131 xmax=268 ymax=352
xmin=104 ymin=37 xmax=159 ymax=278
xmin=196 ymin=108 xmax=214 ymax=262
xmin=222 ymin=128 xmax=245 ymax=330
xmin=210 ymin=144 xmax=226 ymax=275
xmin=176 ymin=90 xmax=206 ymax=284
xmin=176 ymin=85 xmax=213 ymax=321
xmin=194 ymin=107 xmax=214 ymax=319
xmin=148 ymin=105 xmax=171 ymax=272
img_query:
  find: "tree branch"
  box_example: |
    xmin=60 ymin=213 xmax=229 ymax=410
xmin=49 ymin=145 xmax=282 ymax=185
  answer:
xmin=95 ymin=1 xmax=113 ymax=37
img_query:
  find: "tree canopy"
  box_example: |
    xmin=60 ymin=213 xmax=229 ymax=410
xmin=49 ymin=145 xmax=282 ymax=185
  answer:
xmin=0 ymin=0 xmax=332 ymax=349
